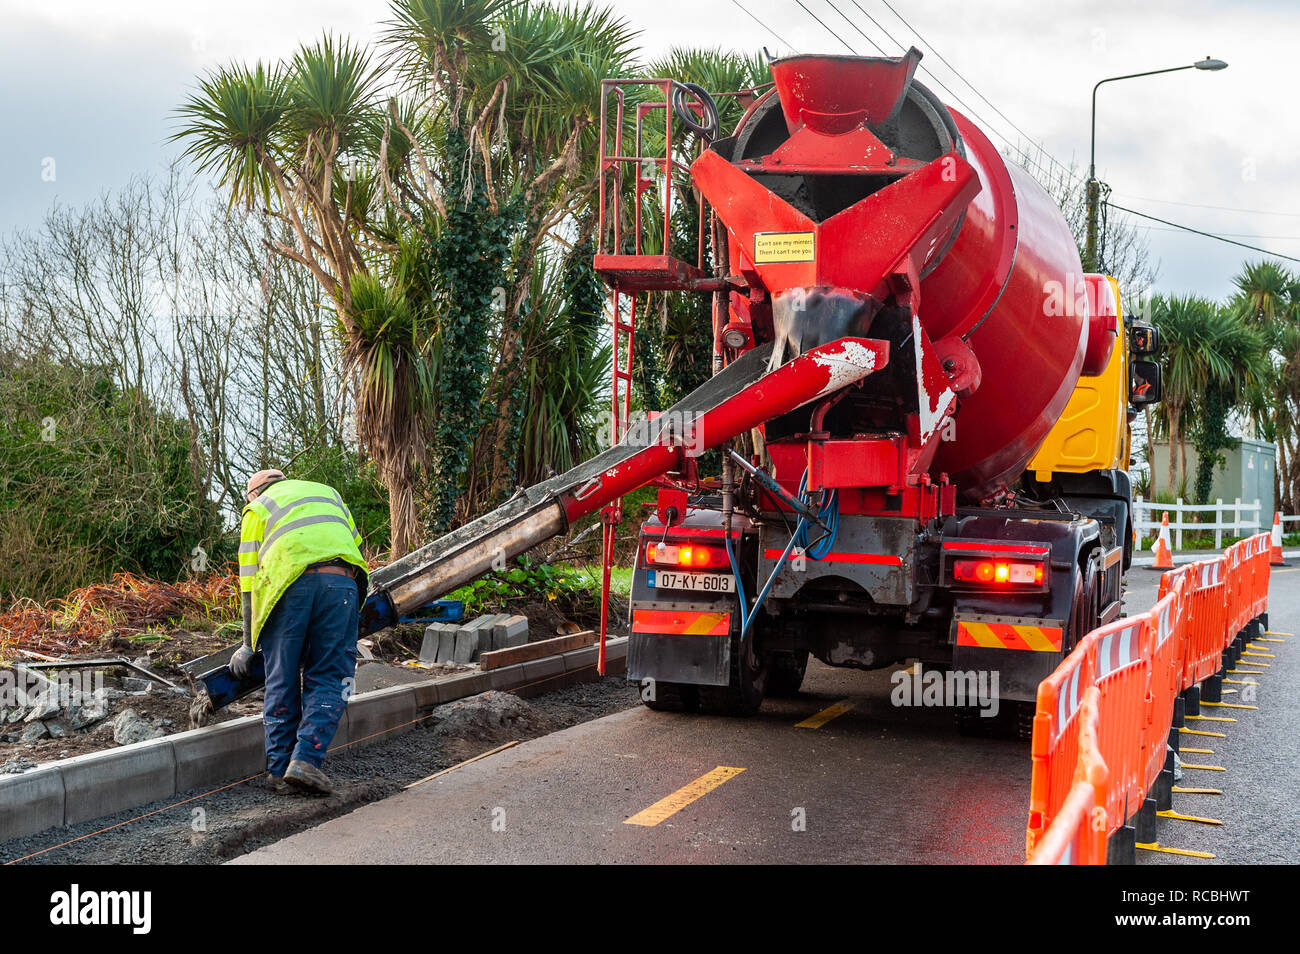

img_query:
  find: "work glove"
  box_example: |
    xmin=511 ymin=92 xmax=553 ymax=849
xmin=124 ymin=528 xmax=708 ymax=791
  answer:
xmin=229 ymin=643 xmax=258 ymax=680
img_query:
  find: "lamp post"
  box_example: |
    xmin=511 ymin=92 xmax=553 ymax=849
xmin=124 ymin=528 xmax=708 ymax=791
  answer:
xmin=1085 ymin=56 xmax=1227 ymax=272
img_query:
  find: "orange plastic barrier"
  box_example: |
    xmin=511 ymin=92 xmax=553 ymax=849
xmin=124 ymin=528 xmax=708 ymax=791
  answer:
xmin=1248 ymin=533 xmax=1271 ymax=619
xmin=1081 ymin=615 xmax=1150 ymax=826
xmin=1025 ymin=638 xmax=1092 ymax=857
xmin=1028 ymin=687 xmax=1108 ymax=865
xmin=1027 ymin=531 xmax=1272 ymax=864
xmin=1141 ymin=588 xmax=1182 ymax=797
xmin=1180 ymin=558 xmax=1226 ymax=689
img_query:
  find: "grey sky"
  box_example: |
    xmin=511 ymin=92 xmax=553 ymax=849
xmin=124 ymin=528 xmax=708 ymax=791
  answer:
xmin=1 ymin=0 xmax=1295 ymax=303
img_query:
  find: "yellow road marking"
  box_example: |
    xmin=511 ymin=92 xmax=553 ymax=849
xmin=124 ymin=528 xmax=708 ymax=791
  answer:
xmin=1243 ymin=651 xmax=1275 ymax=658
xmin=1181 ymin=763 xmax=1226 ymax=772
xmin=1158 ymin=809 xmax=1222 ymax=826
xmin=1186 ymin=714 xmax=1236 ymax=722
xmin=796 ymin=698 xmax=856 ymax=729
xmin=1172 ymin=786 xmax=1222 ymax=795
xmin=1256 ymin=637 xmax=1285 ymax=643
xmin=1227 ymin=669 xmax=1265 ymax=675
xmin=1202 ymin=701 xmax=1257 ymax=710
xmin=1180 ymin=727 xmax=1226 ymax=738
xmin=1223 ymin=679 xmax=1258 ymax=685
xmin=1223 ymin=688 xmax=1238 ymax=695
xmin=624 ymin=766 xmax=746 ymax=827
xmin=1137 ymin=842 xmax=1215 ymax=859
xmin=1181 ymin=747 xmax=1214 ymax=755
xmin=1264 ymin=630 xmax=1293 ymax=636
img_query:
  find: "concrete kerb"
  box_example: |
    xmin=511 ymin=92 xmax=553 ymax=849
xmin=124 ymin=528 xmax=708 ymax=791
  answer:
xmin=0 ymin=764 xmax=65 ymax=842
xmin=0 ymin=637 xmax=628 ymax=843
xmin=171 ymin=715 xmax=265 ymax=792
xmin=60 ymin=738 xmax=177 ymax=826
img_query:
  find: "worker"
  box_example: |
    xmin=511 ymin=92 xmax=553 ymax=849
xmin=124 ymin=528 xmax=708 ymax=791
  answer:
xmin=230 ymin=469 xmax=369 ymax=796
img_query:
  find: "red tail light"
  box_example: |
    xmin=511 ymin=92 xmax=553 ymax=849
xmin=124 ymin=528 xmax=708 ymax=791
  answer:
xmin=646 ymin=541 xmax=729 ymax=569
xmin=953 ymin=559 xmax=1044 ymax=586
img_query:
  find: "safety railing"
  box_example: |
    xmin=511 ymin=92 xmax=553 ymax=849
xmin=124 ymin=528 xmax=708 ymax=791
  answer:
xmin=1026 ymin=531 xmax=1272 ymax=864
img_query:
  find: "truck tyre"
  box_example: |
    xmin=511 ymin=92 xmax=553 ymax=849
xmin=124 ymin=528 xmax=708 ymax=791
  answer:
xmin=642 ymin=681 xmax=699 ymax=712
xmin=698 ymin=630 xmax=767 ymax=716
xmin=766 ymin=649 xmax=809 ymax=697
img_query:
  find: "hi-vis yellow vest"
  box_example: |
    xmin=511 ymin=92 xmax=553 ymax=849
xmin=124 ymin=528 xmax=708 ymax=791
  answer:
xmin=237 ymin=479 xmax=367 ymax=648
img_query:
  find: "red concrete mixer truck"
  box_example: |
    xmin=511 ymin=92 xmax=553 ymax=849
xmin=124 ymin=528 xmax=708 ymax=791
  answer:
xmin=307 ymin=48 xmax=1164 ymax=737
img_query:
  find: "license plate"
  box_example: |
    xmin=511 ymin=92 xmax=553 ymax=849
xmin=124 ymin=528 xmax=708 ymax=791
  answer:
xmin=649 ymin=570 xmax=735 ymax=593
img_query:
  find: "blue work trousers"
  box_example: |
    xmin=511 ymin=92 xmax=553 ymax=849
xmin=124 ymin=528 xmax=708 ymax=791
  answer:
xmin=258 ymin=571 xmax=359 ymax=776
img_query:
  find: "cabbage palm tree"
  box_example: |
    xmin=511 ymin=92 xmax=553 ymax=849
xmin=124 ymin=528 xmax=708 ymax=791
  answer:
xmin=174 ymin=35 xmax=434 ymax=556
xmin=384 ymin=0 xmax=638 ymax=508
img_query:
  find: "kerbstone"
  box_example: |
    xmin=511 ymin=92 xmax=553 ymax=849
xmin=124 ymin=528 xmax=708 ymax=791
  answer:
xmin=439 ymin=671 xmax=491 ymax=702
xmin=437 ymin=627 xmax=458 ymax=663
xmin=419 ymin=624 xmax=445 ymax=665
xmin=0 ymin=764 xmax=65 ymax=840
xmin=61 ymin=739 xmax=176 ymax=825
xmin=171 ymin=716 xmax=265 ymax=792
xmin=561 ymin=646 xmax=599 ymax=673
xmin=488 ymin=663 xmax=526 ymax=691
xmin=491 ymin=615 xmax=529 ymax=651
xmin=522 ymin=655 xmax=565 ymax=684
xmin=345 ymin=686 xmax=418 ymax=750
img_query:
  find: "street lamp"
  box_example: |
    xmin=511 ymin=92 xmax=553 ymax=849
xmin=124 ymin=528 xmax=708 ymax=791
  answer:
xmin=1085 ymin=56 xmax=1228 ymax=271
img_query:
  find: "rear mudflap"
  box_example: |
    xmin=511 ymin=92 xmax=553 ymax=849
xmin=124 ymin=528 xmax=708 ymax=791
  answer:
xmin=951 ymin=615 xmax=1067 ymax=703
xmin=627 ymin=606 xmax=732 ymax=687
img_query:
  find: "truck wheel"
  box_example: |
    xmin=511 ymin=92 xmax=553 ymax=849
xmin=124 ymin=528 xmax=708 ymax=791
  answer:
xmin=642 ymin=682 xmax=699 ymax=713
xmin=766 ymin=650 xmax=809 ymax=697
xmin=698 ymin=631 xmax=767 ymax=716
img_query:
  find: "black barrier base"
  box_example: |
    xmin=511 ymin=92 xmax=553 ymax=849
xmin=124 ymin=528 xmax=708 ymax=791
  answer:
xmin=1166 ymin=726 xmax=1180 ymax=755
xmin=1183 ymin=684 xmax=1201 ymax=717
xmin=1107 ymin=824 xmax=1137 ymax=865
xmin=1225 ymin=639 xmax=1238 ymax=667
xmin=1247 ymin=618 xmax=1261 ymax=641
xmin=1261 ymin=611 xmax=1269 ymax=631
xmin=1155 ymin=765 xmax=1174 ymax=811
xmin=1172 ymin=696 xmax=1185 ymax=728
xmin=1135 ymin=796 xmax=1158 ymax=843
xmin=1203 ymin=672 xmax=1223 ymax=703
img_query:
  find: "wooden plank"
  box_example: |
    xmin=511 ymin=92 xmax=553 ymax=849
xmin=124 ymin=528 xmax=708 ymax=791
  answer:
xmin=478 ymin=631 xmax=597 ymax=671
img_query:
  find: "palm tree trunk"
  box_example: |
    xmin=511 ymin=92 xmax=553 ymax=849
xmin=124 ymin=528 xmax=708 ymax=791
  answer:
xmin=384 ymin=466 xmax=417 ymax=560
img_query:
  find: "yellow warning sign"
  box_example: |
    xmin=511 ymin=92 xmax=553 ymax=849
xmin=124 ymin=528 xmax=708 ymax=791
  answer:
xmin=754 ymin=231 xmax=815 ymax=264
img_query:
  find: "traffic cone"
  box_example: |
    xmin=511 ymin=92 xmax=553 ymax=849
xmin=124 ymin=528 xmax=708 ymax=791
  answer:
xmin=1152 ymin=511 xmax=1175 ymax=569
xmin=1271 ymin=512 xmax=1287 ymax=566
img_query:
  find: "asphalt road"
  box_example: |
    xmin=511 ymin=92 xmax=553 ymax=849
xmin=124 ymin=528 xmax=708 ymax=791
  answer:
xmin=237 ymin=565 xmax=1297 ymax=865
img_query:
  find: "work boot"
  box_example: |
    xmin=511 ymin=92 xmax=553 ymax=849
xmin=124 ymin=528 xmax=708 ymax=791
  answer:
xmin=284 ymin=760 xmax=334 ymax=795
xmin=265 ymin=775 xmax=294 ymax=795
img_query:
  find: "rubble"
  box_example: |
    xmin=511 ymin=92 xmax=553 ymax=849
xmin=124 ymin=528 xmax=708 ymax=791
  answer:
xmin=0 ymin=755 xmax=37 ymax=774
xmin=111 ymin=709 xmax=166 ymax=745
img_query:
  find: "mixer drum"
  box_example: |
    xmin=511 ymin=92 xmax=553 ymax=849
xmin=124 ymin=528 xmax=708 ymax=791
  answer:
xmin=727 ymin=59 xmax=1089 ymax=502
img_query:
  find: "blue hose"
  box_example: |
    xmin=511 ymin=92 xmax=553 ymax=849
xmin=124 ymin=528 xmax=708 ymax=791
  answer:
xmin=728 ymin=468 xmax=839 ymax=642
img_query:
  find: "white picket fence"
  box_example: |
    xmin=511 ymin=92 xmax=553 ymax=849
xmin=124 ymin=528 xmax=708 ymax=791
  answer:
xmin=1132 ymin=496 xmax=1265 ymax=550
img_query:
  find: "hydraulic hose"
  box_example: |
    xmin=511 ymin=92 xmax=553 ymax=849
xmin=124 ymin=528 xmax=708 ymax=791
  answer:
xmin=728 ymin=468 xmax=839 ymax=643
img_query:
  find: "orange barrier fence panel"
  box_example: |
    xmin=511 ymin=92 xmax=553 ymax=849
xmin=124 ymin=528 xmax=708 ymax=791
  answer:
xmin=1224 ymin=542 xmax=1243 ymax=637
xmin=1084 ymin=614 xmax=1151 ymax=827
xmin=1249 ymin=533 xmax=1270 ymax=620
xmin=1025 ymin=640 xmax=1093 ymax=857
xmin=1029 ymin=686 xmax=1108 ymax=865
xmin=1142 ymin=590 xmax=1182 ymax=795
xmin=1182 ymin=559 xmax=1225 ymax=689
